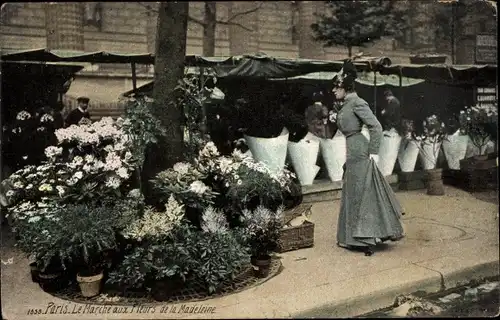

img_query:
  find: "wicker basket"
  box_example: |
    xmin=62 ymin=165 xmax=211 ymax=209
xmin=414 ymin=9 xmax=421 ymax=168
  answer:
xmin=278 ymin=204 xmax=315 ymax=253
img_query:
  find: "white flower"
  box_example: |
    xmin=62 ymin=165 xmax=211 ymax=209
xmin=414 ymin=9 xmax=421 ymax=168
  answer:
xmin=122 ymin=197 xmax=184 ymax=241
xmin=105 ymin=175 xmax=121 ymax=189
xmin=28 ymin=216 xmax=41 ymax=223
xmin=173 ymin=162 xmax=191 ymax=176
xmin=73 ymin=171 xmax=84 ymax=180
xmin=44 ymin=146 xmax=63 ymax=159
xmin=13 ymin=181 xmax=23 ymax=189
xmin=56 ymin=186 xmax=65 ymax=196
xmin=116 ymin=167 xmax=130 ymax=179
xmin=201 ymin=206 xmax=228 ymax=234
xmin=104 ymin=152 xmax=122 ymax=171
xmin=237 ymin=179 xmax=243 ymax=185
xmin=38 ymin=184 xmax=53 ymax=192
xmin=189 ymin=180 xmax=209 ymax=195
xmin=328 ymin=110 xmax=337 ymax=123
xmin=16 ymin=111 xmax=31 ymax=121
xmin=5 ymin=190 xmax=15 ymax=198
xmin=40 ymin=114 xmax=54 ymax=123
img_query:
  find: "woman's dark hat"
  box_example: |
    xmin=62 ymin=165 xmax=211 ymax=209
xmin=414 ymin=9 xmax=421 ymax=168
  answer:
xmin=77 ymin=96 xmax=90 ymax=103
xmin=332 ymin=59 xmax=358 ymax=89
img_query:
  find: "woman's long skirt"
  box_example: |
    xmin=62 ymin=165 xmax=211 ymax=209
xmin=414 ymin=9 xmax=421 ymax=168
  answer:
xmin=337 ymin=132 xmax=405 ymax=247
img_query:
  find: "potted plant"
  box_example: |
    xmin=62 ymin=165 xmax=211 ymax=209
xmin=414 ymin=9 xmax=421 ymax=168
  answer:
xmin=239 ymin=205 xmax=284 ymax=278
xmin=286 ymin=106 xmax=320 ymax=185
xmin=109 ymin=195 xmax=188 ymax=299
xmin=461 ymin=104 xmax=498 ymax=160
xmin=398 ymin=120 xmax=422 ymax=173
xmin=309 ymin=101 xmax=346 ymax=182
xmin=414 ymin=114 xmax=447 ymax=195
xmin=442 ymin=108 xmax=470 ymax=170
xmin=236 ymin=94 xmax=289 ymax=174
xmin=225 ymin=156 xmax=295 ymax=212
xmin=186 ymin=207 xmax=250 ymax=294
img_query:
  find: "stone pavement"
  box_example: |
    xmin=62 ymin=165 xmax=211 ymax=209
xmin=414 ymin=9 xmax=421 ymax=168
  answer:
xmin=1 ymin=186 xmax=498 ymax=319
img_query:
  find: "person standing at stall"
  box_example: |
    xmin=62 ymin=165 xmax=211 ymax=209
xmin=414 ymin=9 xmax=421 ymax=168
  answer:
xmin=65 ymin=96 xmax=91 ymax=127
xmin=332 ymin=60 xmax=405 ymax=257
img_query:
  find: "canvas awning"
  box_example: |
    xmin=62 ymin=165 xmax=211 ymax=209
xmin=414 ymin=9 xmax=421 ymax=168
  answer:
xmin=356 ymin=71 xmax=425 ymax=87
xmin=379 ymin=63 xmax=497 ymax=85
xmin=215 ymin=53 xmax=386 ymax=79
xmin=0 ymin=48 xmax=240 ymax=66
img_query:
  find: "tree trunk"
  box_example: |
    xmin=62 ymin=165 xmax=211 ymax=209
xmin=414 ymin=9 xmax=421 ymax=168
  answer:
xmin=145 ymin=1 xmax=188 ymax=195
xmin=347 ymin=46 xmax=352 ymax=57
xmin=203 ymin=2 xmax=216 ymax=57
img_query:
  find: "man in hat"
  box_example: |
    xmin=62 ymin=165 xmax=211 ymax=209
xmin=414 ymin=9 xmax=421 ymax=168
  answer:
xmin=381 ymin=89 xmax=402 ymax=132
xmin=65 ymin=96 xmax=91 ymax=127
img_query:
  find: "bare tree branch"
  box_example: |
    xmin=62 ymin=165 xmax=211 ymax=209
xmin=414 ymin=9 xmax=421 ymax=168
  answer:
xmin=138 ymin=2 xmax=158 ymax=14
xmin=216 ymin=19 xmax=253 ymax=31
xmin=188 ymin=15 xmax=206 ymax=27
xmin=226 ymin=2 xmax=264 ymax=23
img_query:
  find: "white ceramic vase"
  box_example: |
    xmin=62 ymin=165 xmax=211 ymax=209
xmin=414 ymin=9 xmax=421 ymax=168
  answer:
xmin=320 ymin=131 xmax=346 ymax=182
xmin=419 ymin=139 xmax=442 ymax=170
xmin=378 ymin=128 xmax=402 ymax=176
xmin=244 ymin=128 xmax=289 ymax=174
xmin=398 ymin=138 xmax=421 ymax=172
xmin=287 ymin=136 xmax=320 ymax=186
xmin=442 ymin=130 xmax=469 ymax=170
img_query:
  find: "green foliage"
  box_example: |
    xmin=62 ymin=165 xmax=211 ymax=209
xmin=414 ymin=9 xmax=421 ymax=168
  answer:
xmin=15 ymin=203 xmax=126 ymax=274
xmin=184 ymin=227 xmax=250 ymax=294
xmin=312 ymin=0 xmax=409 ymax=55
xmin=106 ymin=233 xmax=195 ymax=290
xmin=173 ymin=70 xmax=218 ymax=161
xmin=239 ymin=206 xmax=285 ymax=258
xmin=122 ymin=97 xmax=167 ymax=170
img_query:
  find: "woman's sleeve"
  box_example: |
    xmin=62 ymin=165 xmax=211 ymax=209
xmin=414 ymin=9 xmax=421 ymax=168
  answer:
xmin=353 ymin=101 xmax=383 ymax=154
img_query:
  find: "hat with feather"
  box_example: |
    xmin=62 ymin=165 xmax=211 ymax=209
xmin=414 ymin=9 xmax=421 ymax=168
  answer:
xmin=332 ymin=59 xmax=358 ymax=91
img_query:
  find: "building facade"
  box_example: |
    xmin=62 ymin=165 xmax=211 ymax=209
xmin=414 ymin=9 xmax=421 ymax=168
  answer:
xmin=0 ymin=1 xmax=496 ymax=104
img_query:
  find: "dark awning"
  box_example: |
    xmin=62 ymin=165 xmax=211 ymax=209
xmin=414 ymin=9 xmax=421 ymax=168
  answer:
xmin=0 ymin=48 xmax=241 ymax=66
xmin=1 ymin=60 xmax=84 ymax=77
xmin=215 ymin=53 xmax=385 ymax=79
xmin=379 ymin=63 xmax=498 ymax=85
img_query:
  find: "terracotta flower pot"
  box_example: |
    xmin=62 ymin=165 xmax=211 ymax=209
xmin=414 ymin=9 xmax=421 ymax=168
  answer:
xmin=38 ymin=271 xmax=66 ymax=293
xmin=30 ymin=262 xmax=40 ymax=283
xmin=77 ymin=272 xmax=104 ymax=297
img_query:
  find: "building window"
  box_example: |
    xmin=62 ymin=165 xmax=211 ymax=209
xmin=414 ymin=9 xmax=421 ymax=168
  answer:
xmin=84 ymin=3 xmax=102 ymax=30
xmin=290 ymin=2 xmax=299 ymax=45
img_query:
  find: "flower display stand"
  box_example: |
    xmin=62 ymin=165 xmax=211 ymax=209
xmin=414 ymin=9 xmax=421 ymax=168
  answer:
xmin=319 ymin=131 xmax=346 ymax=182
xmin=287 ymin=134 xmax=320 ymax=186
xmin=442 ymin=131 xmax=469 ymax=170
xmin=398 ymin=139 xmax=421 ymax=172
xmin=245 ymin=128 xmax=289 ymax=174
xmin=278 ymin=203 xmax=314 ymax=253
xmin=398 ymin=170 xmax=427 ymax=191
xmin=458 ymin=155 xmax=498 ymax=192
xmin=378 ymin=128 xmax=402 ymax=176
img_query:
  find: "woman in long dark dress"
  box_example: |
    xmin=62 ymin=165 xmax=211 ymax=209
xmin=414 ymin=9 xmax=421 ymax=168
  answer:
xmin=333 ymin=60 xmax=405 ymax=256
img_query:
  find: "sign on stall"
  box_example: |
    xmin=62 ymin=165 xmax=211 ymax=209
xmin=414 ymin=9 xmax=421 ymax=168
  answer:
xmin=476 ymin=87 xmax=498 ymax=107
xmin=475 ymin=34 xmax=497 ymax=64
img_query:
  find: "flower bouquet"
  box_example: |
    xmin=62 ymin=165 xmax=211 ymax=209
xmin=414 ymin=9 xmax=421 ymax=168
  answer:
xmin=461 ymin=104 xmax=498 ymax=158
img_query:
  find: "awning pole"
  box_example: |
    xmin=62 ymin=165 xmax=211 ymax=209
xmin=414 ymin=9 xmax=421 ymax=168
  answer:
xmin=199 ymin=67 xmax=207 ymax=138
xmin=399 ymin=70 xmax=404 ymax=106
xmin=373 ymin=72 xmax=377 ymax=116
xmin=131 ymin=62 xmax=137 ymax=90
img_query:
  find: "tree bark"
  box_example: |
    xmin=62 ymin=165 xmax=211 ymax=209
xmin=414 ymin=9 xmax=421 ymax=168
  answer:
xmin=146 ymin=2 xmax=188 ymax=186
xmin=347 ymin=45 xmax=352 ymax=58
xmin=203 ymin=2 xmax=217 ymax=57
